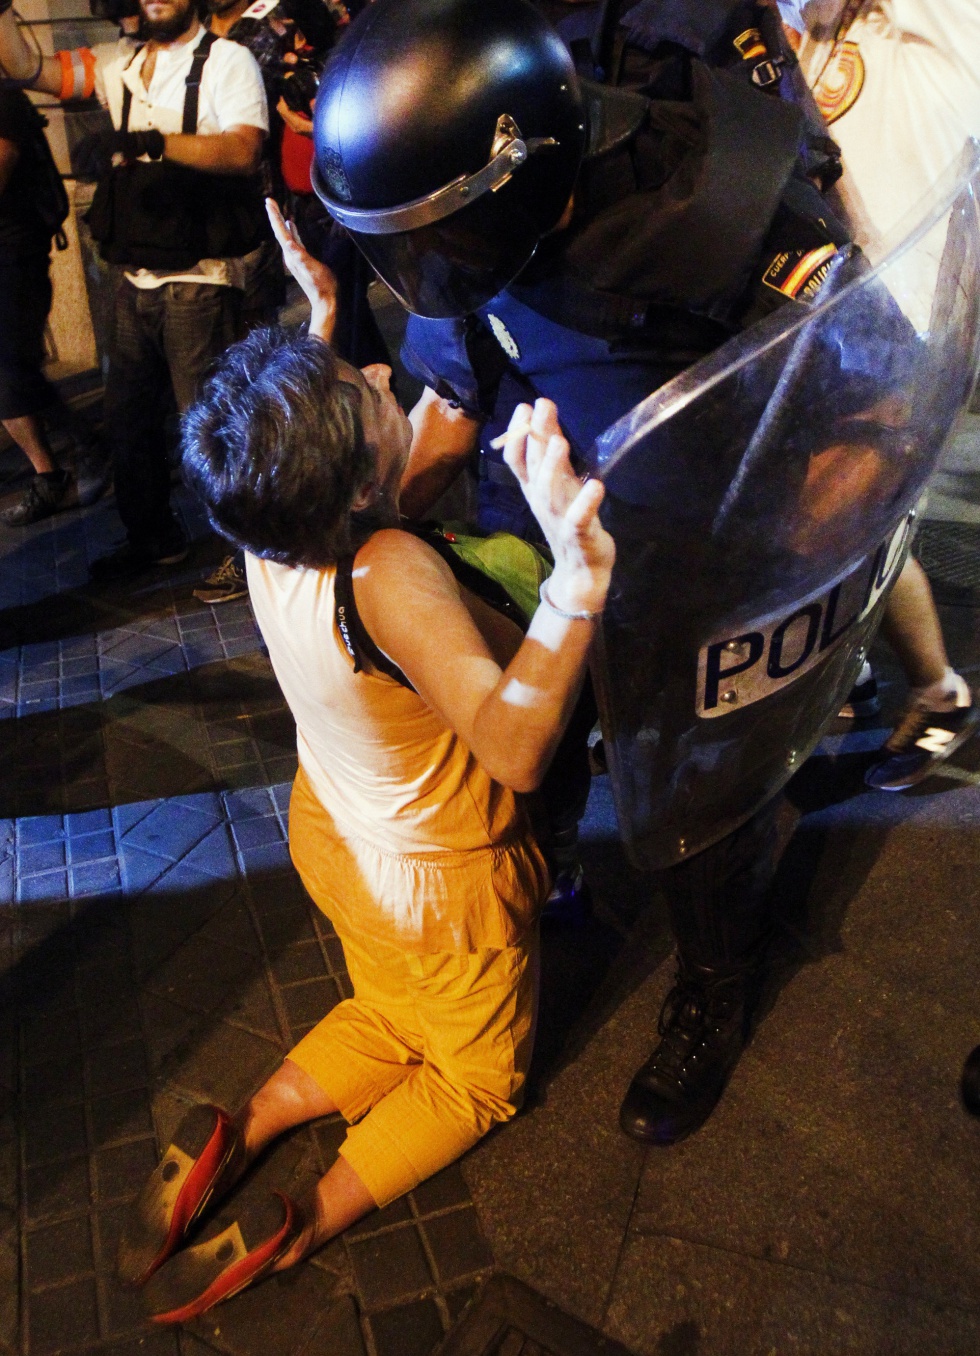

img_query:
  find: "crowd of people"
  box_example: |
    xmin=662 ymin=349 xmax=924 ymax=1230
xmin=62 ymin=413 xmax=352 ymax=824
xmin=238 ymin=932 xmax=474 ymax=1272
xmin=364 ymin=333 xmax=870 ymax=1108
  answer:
xmin=0 ymin=0 xmax=978 ymax=1327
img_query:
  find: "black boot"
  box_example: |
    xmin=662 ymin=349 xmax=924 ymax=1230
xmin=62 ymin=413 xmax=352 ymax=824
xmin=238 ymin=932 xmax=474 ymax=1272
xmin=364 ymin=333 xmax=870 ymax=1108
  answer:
xmin=619 ymin=956 xmax=753 ymax=1146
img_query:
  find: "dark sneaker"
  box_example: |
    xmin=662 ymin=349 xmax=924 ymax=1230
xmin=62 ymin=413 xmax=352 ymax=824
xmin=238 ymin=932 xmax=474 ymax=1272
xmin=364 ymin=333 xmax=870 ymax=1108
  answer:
xmin=143 ymin=1192 xmax=300 ymax=1324
xmin=541 ymin=861 xmax=592 ymax=926
xmin=0 ymin=470 xmax=74 ymax=526
xmin=90 ymin=533 xmax=189 ymax=581
xmin=73 ymin=451 xmax=113 ymax=508
xmin=619 ymin=959 xmax=750 ymax=1146
xmin=193 ymin=554 xmax=247 ymax=605
xmin=838 ymin=663 xmax=880 ymax=719
xmin=865 ymin=693 xmax=979 ymax=791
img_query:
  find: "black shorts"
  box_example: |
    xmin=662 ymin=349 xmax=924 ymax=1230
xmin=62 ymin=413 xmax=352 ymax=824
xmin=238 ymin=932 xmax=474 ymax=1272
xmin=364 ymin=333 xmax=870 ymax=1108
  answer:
xmin=0 ymin=246 xmax=57 ymax=421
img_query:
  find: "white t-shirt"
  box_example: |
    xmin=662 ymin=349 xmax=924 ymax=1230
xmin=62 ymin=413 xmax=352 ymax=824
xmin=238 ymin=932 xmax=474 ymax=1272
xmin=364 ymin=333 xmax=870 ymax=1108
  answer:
xmin=779 ymin=1 xmax=980 ymax=256
xmin=94 ymin=25 xmax=269 ymax=286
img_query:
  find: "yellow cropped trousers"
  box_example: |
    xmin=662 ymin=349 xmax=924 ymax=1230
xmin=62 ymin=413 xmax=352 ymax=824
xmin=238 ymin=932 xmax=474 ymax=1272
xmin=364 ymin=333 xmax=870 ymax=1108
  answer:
xmin=287 ymin=772 xmax=540 ymax=1208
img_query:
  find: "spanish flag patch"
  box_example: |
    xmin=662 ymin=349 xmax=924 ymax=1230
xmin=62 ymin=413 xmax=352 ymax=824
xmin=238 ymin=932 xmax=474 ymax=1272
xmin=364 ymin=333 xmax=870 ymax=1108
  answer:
xmin=761 ymin=244 xmax=839 ymax=303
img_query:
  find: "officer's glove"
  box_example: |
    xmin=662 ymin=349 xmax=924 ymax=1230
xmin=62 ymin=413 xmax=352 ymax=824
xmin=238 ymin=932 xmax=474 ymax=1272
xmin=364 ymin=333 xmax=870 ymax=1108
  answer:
xmin=73 ymin=128 xmax=166 ymax=181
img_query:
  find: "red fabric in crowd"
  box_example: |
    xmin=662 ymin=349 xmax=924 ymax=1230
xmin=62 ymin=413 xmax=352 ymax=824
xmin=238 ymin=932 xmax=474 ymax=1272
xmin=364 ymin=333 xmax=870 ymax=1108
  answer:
xmin=281 ymin=123 xmax=314 ymax=195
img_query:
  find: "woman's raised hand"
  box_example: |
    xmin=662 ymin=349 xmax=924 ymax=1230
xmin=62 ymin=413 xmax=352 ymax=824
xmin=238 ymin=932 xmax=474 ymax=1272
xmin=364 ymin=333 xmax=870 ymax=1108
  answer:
xmin=265 ymin=197 xmax=337 ymax=344
xmin=501 ymin=399 xmax=615 ymax=617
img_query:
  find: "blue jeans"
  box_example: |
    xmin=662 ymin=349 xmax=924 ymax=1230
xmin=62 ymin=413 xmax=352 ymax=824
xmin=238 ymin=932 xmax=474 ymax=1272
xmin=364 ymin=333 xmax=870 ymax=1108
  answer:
xmin=104 ymin=277 xmax=241 ymax=547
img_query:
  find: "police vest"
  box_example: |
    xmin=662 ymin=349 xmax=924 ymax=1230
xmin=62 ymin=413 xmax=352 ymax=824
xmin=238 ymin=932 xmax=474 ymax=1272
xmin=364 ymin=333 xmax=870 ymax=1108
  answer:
xmin=87 ymin=32 xmax=269 ymax=270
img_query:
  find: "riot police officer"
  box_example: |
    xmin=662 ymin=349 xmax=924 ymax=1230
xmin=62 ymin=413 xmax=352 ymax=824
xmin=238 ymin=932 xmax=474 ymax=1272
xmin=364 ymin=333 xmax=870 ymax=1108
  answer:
xmin=308 ymin=0 xmax=853 ymax=1145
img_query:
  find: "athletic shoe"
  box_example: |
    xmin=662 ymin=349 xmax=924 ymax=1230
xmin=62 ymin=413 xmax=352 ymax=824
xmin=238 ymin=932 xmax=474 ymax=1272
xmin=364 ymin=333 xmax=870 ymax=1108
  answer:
xmin=117 ymin=1104 xmax=245 ymax=1288
xmin=193 ymin=554 xmax=248 ymax=605
xmin=143 ymin=1192 xmax=300 ymax=1324
xmin=0 ymin=470 xmax=74 ymax=526
xmin=541 ymin=861 xmax=592 ymax=926
xmin=865 ymin=692 xmax=979 ymax=791
xmin=90 ymin=532 xmax=189 ymax=581
xmin=838 ymin=662 xmax=880 ymax=719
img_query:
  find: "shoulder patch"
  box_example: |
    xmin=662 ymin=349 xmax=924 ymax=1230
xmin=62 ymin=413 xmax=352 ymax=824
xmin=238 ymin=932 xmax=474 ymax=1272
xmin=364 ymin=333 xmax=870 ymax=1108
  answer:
xmin=813 ymin=40 xmax=865 ymax=125
xmin=485 ymin=313 xmax=521 ymax=362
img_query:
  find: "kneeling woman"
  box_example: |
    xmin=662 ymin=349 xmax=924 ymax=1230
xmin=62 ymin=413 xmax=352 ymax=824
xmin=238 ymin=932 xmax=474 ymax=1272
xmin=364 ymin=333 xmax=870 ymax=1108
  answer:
xmin=118 ymin=213 xmax=615 ymax=1322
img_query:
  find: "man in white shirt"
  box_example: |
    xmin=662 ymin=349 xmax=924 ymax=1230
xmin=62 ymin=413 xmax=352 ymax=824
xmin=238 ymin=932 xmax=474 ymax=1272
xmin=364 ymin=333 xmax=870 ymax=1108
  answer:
xmin=778 ymin=0 xmax=980 ymax=790
xmin=0 ymin=0 xmax=270 ymax=578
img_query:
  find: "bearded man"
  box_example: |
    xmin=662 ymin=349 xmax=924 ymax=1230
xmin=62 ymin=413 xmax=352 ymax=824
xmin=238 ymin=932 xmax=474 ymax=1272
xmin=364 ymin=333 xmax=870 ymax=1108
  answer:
xmin=0 ymin=0 xmax=269 ymax=577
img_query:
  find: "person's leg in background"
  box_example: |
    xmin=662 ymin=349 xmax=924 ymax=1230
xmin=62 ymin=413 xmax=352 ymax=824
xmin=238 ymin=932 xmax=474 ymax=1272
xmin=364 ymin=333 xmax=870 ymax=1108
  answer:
xmin=864 ymin=555 xmax=976 ymax=790
xmin=93 ymin=279 xmax=185 ymax=576
xmin=620 ymin=799 xmax=780 ymax=1145
xmin=0 ymin=248 xmax=74 ymax=525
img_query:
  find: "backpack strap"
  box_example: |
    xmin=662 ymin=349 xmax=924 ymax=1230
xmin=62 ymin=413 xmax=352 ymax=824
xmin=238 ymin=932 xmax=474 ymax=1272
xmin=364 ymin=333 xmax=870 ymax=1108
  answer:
xmin=183 ymin=29 xmax=217 ymax=134
xmin=334 ymin=554 xmax=415 ymax=690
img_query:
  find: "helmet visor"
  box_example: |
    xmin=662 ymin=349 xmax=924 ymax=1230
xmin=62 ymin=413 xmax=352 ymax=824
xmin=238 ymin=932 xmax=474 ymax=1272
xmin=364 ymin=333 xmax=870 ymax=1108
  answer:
xmin=333 ymin=186 xmax=545 ymax=319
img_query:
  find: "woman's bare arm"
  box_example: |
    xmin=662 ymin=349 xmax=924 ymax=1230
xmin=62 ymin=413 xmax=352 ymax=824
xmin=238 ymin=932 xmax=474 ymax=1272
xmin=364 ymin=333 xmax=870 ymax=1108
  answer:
xmin=356 ymin=400 xmax=615 ymax=791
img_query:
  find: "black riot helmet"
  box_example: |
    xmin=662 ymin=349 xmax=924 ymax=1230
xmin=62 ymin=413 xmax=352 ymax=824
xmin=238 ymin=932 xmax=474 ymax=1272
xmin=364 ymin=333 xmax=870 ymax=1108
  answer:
xmin=310 ymin=0 xmax=586 ymax=318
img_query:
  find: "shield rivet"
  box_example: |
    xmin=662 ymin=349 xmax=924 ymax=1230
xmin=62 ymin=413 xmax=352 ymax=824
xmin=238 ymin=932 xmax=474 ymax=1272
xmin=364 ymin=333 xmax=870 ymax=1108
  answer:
xmin=725 ymin=641 xmax=742 ymax=653
xmin=720 ymin=689 xmax=738 ymax=704
xmin=788 ymin=749 xmax=797 ymax=765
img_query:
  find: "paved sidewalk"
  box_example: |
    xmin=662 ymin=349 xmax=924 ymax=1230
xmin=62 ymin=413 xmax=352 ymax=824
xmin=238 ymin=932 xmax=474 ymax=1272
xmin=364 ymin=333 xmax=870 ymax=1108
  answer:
xmin=0 ymin=487 xmax=492 ymax=1356
xmin=2 ymin=455 xmax=980 ymax=1354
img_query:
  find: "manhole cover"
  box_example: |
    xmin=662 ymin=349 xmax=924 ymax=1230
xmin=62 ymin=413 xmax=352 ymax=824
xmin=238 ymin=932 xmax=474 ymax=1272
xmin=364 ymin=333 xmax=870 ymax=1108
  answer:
xmin=917 ymin=521 xmax=980 ymax=603
xmin=433 ymin=1274 xmax=637 ymax=1356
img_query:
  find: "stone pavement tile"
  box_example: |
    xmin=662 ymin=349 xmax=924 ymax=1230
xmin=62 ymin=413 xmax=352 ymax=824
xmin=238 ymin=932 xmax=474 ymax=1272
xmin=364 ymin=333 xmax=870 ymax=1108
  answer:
xmin=28 ymin=1276 xmax=101 ymax=1355
xmin=93 ymin=1137 xmax=157 ymax=1205
xmin=88 ymin=1088 xmax=156 ymax=1149
xmin=106 ymin=1335 xmax=179 ymax=1356
xmin=618 ymin=821 xmax=980 ymax=1314
xmin=159 ymin=1020 xmax=282 ymax=1110
xmin=213 ymin=971 xmax=283 ymax=1044
xmin=460 ymin=982 xmax=651 ymax=1328
xmin=280 ymin=977 xmax=341 ymax=1033
xmin=269 ymin=941 xmax=328 ymax=987
xmin=0 ymin=1226 xmax=17 ymax=1352
xmin=420 ymin=1207 xmax=494 ymax=1287
xmin=185 ymin=1262 xmax=347 ymax=1356
xmin=445 ymin=1282 xmax=479 ymax=1324
xmin=87 ymin=1039 xmax=150 ymax=1099
xmin=25 ymin=1213 xmax=94 ymax=1288
xmin=347 ymin=1223 xmax=434 ymax=1310
xmin=411 ymin=1163 xmax=471 ymax=1216
xmin=23 ymin=1053 xmax=86 ymax=1111
xmin=131 ymin=879 xmax=241 ymax=975
xmin=141 ymin=993 xmax=203 ymax=1072
xmin=292 ymin=1295 xmax=366 ymax=1356
xmin=144 ymin=934 xmax=257 ymax=1014
xmin=367 ymin=1297 xmax=444 ymax=1356
xmin=23 ymin=1102 xmax=88 ymax=1167
xmin=603 ymin=1233 xmax=980 ymax=1356
xmin=24 ymin=1154 xmax=91 ymax=1225
xmin=121 ymin=799 xmax=222 ymax=865
xmin=347 ymin=1196 xmax=413 ymax=1239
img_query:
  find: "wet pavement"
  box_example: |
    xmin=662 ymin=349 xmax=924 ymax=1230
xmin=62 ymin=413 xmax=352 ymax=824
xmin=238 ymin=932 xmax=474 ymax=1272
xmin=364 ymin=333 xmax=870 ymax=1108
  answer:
xmin=1 ymin=408 xmax=979 ymax=1355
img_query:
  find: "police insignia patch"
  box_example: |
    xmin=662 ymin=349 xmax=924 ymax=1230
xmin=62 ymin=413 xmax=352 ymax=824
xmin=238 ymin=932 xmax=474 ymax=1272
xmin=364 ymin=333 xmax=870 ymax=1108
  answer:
xmin=813 ymin=40 xmax=865 ymax=125
xmin=486 ymin=313 xmax=521 ymax=362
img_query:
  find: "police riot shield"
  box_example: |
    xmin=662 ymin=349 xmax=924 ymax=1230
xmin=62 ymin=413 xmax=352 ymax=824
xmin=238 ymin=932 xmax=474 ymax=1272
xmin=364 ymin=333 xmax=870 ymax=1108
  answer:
xmin=587 ymin=144 xmax=980 ymax=871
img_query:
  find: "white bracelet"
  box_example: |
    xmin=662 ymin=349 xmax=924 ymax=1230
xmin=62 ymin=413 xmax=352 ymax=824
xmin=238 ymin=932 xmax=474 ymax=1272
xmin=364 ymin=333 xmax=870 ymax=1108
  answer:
xmin=539 ymin=578 xmax=603 ymax=622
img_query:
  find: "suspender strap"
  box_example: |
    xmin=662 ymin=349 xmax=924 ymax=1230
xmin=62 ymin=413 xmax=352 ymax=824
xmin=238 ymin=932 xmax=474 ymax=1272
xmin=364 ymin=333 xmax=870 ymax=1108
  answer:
xmin=183 ymin=29 xmax=217 ymax=134
xmin=119 ymin=45 xmax=143 ymax=133
xmin=334 ymin=555 xmax=415 ymax=690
